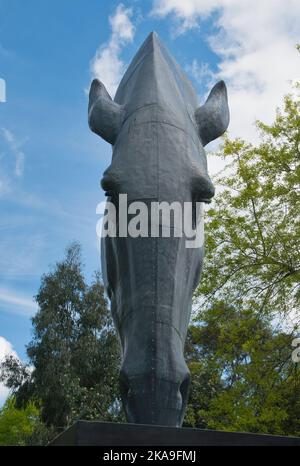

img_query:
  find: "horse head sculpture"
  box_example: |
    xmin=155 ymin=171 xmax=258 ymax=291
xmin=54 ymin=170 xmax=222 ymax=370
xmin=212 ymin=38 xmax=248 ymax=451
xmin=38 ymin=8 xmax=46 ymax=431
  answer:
xmin=88 ymin=32 xmax=229 ymax=427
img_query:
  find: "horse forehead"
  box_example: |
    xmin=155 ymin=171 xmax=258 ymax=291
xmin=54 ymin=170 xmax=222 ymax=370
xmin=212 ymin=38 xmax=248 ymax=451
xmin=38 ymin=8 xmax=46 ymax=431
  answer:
xmin=114 ymin=32 xmax=199 ymax=122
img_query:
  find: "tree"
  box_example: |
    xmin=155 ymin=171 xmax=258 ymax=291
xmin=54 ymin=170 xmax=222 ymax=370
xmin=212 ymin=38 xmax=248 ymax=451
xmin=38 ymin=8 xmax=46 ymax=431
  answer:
xmin=0 ymin=397 xmax=40 ymax=446
xmin=184 ymin=302 xmax=300 ymax=436
xmin=195 ymin=88 xmax=300 ymax=323
xmin=185 ymin=74 xmax=300 ymax=435
xmin=0 ymin=243 xmax=123 ymax=438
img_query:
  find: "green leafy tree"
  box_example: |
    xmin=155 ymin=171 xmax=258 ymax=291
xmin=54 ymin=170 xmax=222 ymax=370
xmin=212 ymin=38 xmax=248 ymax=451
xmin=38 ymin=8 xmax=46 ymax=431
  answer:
xmin=184 ymin=302 xmax=300 ymax=436
xmin=0 ymin=243 xmax=123 ymax=439
xmin=0 ymin=397 xmax=40 ymax=446
xmin=186 ymin=77 xmax=300 ymax=435
xmin=196 ymin=88 xmax=300 ymax=321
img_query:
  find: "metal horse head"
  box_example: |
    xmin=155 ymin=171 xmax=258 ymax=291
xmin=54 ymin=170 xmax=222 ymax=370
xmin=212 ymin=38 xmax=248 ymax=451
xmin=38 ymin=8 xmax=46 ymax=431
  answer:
xmin=88 ymin=32 xmax=229 ymax=426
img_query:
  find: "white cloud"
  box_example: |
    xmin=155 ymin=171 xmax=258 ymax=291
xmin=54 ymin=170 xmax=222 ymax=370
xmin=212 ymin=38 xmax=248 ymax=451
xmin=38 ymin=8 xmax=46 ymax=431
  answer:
xmin=90 ymin=3 xmax=135 ymax=97
xmin=0 ymin=78 xmax=5 ymax=103
xmin=186 ymin=59 xmax=214 ymax=89
xmin=152 ymin=0 xmax=220 ymax=33
xmin=0 ymin=127 xmax=28 ymax=198
xmin=152 ymin=0 xmax=300 ymax=147
xmin=0 ymin=337 xmax=18 ymax=407
xmin=0 ymin=287 xmax=37 ymax=317
xmin=1 ymin=128 xmax=26 ymax=177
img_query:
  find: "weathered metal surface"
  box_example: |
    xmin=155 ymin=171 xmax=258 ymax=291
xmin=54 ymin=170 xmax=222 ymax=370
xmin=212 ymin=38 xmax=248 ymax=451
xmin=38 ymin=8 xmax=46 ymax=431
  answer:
xmin=88 ymin=32 xmax=229 ymax=426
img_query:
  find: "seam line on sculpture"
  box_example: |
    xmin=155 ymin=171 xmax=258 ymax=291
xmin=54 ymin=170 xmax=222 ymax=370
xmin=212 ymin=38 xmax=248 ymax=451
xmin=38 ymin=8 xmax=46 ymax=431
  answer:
xmin=155 ymin=319 xmax=184 ymax=344
xmin=118 ymin=309 xmax=184 ymax=345
xmin=125 ymin=375 xmax=185 ymax=386
xmin=117 ymin=118 xmax=200 ymax=154
xmin=153 ymin=110 xmax=159 ymax=418
xmin=122 ymin=107 xmax=194 ymax=135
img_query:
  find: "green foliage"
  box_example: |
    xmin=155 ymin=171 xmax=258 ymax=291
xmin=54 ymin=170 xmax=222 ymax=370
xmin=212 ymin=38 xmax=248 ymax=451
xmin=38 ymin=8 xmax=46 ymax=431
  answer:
xmin=187 ymin=83 xmax=300 ymax=435
xmin=0 ymin=243 xmax=123 ymax=440
xmin=1 ymin=77 xmax=300 ymax=442
xmin=0 ymin=397 xmax=40 ymax=446
xmin=184 ymin=302 xmax=300 ymax=435
xmin=196 ymin=90 xmax=300 ymax=321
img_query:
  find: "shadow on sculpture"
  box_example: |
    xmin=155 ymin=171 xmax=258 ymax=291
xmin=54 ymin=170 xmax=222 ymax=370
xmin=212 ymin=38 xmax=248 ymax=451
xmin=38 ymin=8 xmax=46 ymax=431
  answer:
xmin=88 ymin=32 xmax=229 ymax=427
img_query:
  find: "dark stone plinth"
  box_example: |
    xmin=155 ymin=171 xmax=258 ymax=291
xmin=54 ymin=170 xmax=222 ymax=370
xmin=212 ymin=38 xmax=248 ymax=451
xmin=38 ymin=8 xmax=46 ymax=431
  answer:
xmin=49 ymin=421 xmax=300 ymax=446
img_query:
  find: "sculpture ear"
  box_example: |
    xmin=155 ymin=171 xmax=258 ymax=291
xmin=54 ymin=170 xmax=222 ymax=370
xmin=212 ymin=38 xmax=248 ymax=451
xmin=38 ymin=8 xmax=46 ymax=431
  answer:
xmin=88 ymin=79 xmax=123 ymax=145
xmin=195 ymin=80 xmax=229 ymax=146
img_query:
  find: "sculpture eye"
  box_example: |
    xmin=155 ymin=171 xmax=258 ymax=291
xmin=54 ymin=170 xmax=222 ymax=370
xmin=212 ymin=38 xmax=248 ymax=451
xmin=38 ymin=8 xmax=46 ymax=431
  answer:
xmin=192 ymin=173 xmax=215 ymax=203
xmin=101 ymin=171 xmax=120 ymax=196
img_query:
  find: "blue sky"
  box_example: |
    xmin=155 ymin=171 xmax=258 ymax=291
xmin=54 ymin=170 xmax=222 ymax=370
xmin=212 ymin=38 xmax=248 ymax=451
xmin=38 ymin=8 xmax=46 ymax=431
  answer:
xmin=0 ymin=0 xmax=299 ymax=403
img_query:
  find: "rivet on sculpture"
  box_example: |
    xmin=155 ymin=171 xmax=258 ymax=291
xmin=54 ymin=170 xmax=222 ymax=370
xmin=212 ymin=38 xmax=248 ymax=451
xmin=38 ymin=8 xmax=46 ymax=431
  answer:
xmin=88 ymin=32 xmax=229 ymax=427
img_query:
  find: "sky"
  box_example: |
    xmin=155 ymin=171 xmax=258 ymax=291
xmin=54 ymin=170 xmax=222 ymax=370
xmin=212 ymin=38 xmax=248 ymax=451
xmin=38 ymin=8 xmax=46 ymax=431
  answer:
xmin=0 ymin=0 xmax=299 ymax=405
